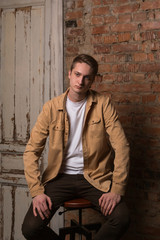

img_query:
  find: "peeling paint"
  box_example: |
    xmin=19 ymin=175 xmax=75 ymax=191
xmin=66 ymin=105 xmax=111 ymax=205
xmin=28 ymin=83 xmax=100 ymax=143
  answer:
xmin=0 ymin=103 xmax=4 ymax=143
xmin=26 ymin=112 xmax=30 ymax=140
xmin=15 ymin=6 xmax=32 ymax=14
xmin=11 ymin=186 xmax=16 ymax=240
xmin=0 ymin=1 xmax=63 ymax=238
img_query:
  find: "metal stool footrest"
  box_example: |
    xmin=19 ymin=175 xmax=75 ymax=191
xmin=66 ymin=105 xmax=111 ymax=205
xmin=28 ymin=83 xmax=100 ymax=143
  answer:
xmin=59 ymin=198 xmax=101 ymax=240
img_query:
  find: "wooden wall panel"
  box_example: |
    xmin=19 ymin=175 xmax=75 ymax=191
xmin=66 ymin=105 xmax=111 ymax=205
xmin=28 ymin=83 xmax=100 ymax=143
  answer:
xmin=0 ymin=1 xmax=63 ymax=239
xmin=1 ymin=185 xmax=31 ymax=240
xmin=30 ymin=6 xmax=44 ymax=130
xmin=2 ymin=186 xmax=13 ymax=239
xmin=15 ymin=8 xmax=30 ymax=142
xmin=1 ymin=10 xmax=15 ymax=142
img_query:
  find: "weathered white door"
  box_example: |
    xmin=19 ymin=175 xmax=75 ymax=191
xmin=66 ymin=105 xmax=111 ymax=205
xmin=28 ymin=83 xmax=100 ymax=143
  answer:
xmin=0 ymin=0 xmax=63 ymax=239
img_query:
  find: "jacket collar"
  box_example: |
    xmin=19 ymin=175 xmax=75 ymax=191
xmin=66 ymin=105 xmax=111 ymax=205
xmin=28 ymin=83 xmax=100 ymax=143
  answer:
xmin=57 ymin=88 xmax=97 ymax=111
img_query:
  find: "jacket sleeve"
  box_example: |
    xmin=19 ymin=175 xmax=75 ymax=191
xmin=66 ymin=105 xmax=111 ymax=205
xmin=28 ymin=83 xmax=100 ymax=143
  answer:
xmin=103 ymin=98 xmax=130 ymax=196
xmin=23 ymin=102 xmax=50 ymax=198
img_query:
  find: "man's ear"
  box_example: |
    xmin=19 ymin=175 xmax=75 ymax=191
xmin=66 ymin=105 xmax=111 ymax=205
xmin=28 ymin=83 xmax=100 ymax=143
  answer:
xmin=68 ymin=70 xmax=71 ymax=79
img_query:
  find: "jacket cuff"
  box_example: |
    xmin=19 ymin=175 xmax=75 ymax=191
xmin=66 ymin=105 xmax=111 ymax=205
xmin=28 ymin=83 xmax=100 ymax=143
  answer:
xmin=110 ymin=183 xmax=126 ymax=196
xmin=30 ymin=187 xmax=45 ymax=198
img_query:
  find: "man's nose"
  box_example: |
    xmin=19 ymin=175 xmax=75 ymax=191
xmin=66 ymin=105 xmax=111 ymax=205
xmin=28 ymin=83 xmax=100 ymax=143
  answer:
xmin=78 ymin=76 xmax=84 ymax=85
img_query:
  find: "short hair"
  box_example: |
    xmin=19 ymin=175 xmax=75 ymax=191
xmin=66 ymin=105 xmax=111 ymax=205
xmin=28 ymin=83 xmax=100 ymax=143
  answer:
xmin=70 ymin=54 xmax=98 ymax=76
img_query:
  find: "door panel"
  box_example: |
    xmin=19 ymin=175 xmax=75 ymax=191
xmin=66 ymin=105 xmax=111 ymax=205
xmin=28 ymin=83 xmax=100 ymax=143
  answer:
xmin=0 ymin=1 xmax=63 ymax=239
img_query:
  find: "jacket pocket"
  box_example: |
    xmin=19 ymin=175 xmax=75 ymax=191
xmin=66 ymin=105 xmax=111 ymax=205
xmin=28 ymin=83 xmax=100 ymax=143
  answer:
xmin=87 ymin=118 xmax=104 ymax=139
xmin=49 ymin=121 xmax=64 ymax=144
xmin=88 ymin=118 xmax=101 ymax=125
xmin=52 ymin=124 xmax=64 ymax=131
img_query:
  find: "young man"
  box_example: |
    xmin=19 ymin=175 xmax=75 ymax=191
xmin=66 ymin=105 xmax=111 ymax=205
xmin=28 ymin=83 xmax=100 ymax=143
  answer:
xmin=22 ymin=54 xmax=130 ymax=240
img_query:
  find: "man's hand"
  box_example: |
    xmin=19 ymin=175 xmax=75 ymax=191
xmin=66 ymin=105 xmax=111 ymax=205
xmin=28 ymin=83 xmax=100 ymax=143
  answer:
xmin=32 ymin=194 xmax=52 ymax=220
xmin=99 ymin=192 xmax=121 ymax=216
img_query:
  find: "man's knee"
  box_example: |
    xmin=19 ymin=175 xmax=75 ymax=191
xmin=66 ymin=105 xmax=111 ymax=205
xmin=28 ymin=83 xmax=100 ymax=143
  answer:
xmin=21 ymin=218 xmax=36 ymax=239
xmin=111 ymin=201 xmax=130 ymax=231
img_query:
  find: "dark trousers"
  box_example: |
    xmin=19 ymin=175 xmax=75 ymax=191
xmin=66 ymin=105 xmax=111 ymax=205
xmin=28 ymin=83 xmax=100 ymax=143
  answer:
xmin=22 ymin=174 xmax=130 ymax=240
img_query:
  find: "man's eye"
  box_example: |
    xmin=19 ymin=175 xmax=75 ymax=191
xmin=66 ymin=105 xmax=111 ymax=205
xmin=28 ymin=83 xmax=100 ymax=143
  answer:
xmin=75 ymin=72 xmax=80 ymax=77
xmin=85 ymin=76 xmax=91 ymax=81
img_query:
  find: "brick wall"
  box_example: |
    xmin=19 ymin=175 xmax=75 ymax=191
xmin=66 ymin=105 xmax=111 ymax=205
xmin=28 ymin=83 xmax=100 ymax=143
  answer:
xmin=64 ymin=1 xmax=160 ymax=239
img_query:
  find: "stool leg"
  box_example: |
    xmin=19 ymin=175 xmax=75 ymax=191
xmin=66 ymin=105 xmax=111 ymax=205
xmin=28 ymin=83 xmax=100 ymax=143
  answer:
xmin=70 ymin=232 xmax=75 ymax=240
xmin=79 ymin=209 xmax=82 ymax=240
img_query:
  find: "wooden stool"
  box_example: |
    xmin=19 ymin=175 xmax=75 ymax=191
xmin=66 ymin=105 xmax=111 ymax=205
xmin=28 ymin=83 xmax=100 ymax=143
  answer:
xmin=59 ymin=198 xmax=101 ymax=240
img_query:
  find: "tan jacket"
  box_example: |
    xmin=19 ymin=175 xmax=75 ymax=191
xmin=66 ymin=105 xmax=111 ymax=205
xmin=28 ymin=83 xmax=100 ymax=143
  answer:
xmin=23 ymin=89 xmax=130 ymax=198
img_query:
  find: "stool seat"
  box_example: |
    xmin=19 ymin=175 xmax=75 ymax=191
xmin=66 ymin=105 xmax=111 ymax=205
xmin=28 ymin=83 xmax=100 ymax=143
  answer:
xmin=59 ymin=198 xmax=101 ymax=240
xmin=64 ymin=198 xmax=92 ymax=209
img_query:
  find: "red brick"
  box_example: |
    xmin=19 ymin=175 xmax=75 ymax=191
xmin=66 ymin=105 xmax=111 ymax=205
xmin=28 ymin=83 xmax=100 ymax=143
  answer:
xmin=92 ymin=54 xmax=105 ymax=63
xmin=66 ymin=1 xmax=75 ymax=9
xmin=112 ymin=93 xmax=141 ymax=104
xmin=103 ymin=0 xmax=114 ymax=4
xmin=69 ymin=29 xmax=84 ymax=37
xmin=142 ymin=95 xmax=156 ymax=103
xmin=134 ymin=33 xmax=141 ymax=41
xmin=147 ymin=11 xmax=156 ymax=20
xmin=94 ymin=82 xmax=117 ymax=93
xmin=140 ymin=127 xmax=160 ymax=138
xmin=92 ymin=25 xmax=109 ymax=34
xmin=122 ymin=84 xmax=152 ymax=93
xmin=116 ymin=0 xmax=130 ymax=3
xmin=116 ymin=54 xmax=127 ymax=62
xmin=104 ymin=15 xmax=117 ymax=24
xmin=125 ymin=63 xmax=140 ymax=73
xmin=118 ymin=32 xmax=131 ymax=42
xmin=141 ymin=105 xmax=160 ymax=115
xmin=116 ymin=74 xmax=131 ymax=83
xmin=94 ymin=45 xmax=110 ymax=54
xmin=147 ymin=53 xmax=155 ymax=62
xmin=104 ymin=35 xmax=117 ymax=44
xmin=66 ymin=10 xmax=83 ymax=20
xmin=113 ymin=3 xmax=140 ymax=14
xmin=118 ymin=14 xmax=132 ymax=23
xmin=91 ymin=35 xmax=104 ymax=44
xmin=94 ymin=74 xmax=103 ymax=83
xmin=155 ymin=10 xmax=160 ymax=19
xmin=92 ymin=6 xmax=110 ymax=16
xmin=142 ymin=21 xmax=160 ymax=31
xmin=152 ymin=84 xmax=160 ymax=93
xmin=140 ymin=63 xmax=160 ymax=72
xmin=133 ymin=12 xmax=147 ymax=22
xmin=141 ymin=31 xmax=157 ymax=41
xmin=91 ymin=16 xmax=104 ymax=25
xmin=103 ymin=74 xmax=116 ymax=82
xmin=77 ymin=19 xmax=83 ymax=27
xmin=131 ymin=73 xmax=145 ymax=82
xmin=76 ymin=0 xmax=84 ymax=8
xmin=141 ymin=1 xmax=160 ymax=10
xmin=103 ymin=55 xmax=115 ymax=63
xmin=112 ymin=43 xmax=139 ymax=53
xmin=156 ymin=31 xmax=160 ymax=39
xmin=66 ymin=46 xmax=79 ymax=55
xmin=98 ymin=64 xmax=111 ymax=73
xmin=111 ymin=23 xmax=138 ymax=32
xmin=112 ymin=64 xmax=125 ymax=73
xmin=152 ymin=117 xmax=160 ymax=125
xmin=93 ymin=0 xmax=101 ymax=5
xmin=134 ymin=53 xmax=147 ymax=62
xmin=141 ymin=41 xmax=160 ymax=52
xmin=145 ymin=73 xmax=159 ymax=82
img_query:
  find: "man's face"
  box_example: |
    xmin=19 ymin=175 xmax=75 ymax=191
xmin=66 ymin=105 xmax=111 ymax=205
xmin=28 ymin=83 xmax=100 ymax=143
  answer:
xmin=68 ymin=62 xmax=94 ymax=98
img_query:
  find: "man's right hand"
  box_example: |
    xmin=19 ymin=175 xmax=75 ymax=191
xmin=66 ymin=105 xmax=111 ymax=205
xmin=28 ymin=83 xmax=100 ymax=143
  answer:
xmin=32 ymin=194 xmax=52 ymax=220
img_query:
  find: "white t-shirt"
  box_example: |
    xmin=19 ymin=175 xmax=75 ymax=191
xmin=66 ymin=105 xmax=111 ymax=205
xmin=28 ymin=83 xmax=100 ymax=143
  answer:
xmin=60 ymin=97 xmax=87 ymax=174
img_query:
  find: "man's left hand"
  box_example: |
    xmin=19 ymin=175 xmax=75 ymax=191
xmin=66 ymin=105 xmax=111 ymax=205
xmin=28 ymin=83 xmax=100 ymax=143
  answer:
xmin=99 ymin=192 xmax=121 ymax=216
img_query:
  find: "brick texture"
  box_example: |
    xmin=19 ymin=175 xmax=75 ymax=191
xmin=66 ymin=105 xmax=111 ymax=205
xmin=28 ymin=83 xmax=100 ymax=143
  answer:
xmin=64 ymin=0 xmax=160 ymax=239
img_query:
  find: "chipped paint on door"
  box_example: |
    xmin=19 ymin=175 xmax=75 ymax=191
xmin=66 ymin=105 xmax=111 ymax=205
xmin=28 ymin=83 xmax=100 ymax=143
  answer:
xmin=0 ymin=1 xmax=63 ymax=239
